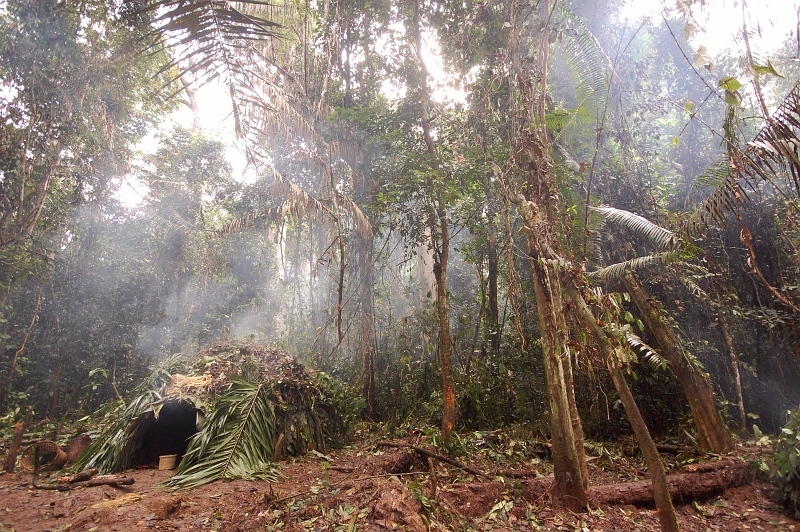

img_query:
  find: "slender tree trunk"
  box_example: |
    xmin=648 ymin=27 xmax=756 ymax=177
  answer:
xmin=607 ymin=364 xmax=680 ymax=532
xmin=623 ymin=270 xmax=731 ymax=453
xmin=361 ymin=243 xmax=377 ymax=421
xmin=565 ymin=278 xmax=679 ymax=532
xmin=487 ymin=223 xmax=500 ymax=352
xmin=532 ymin=260 xmax=585 ymax=510
xmin=718 ymin=313 xmax=747 ymax=433
xmin=509 ymin=197 xmax=586 ymax=509
xmin=561 ymin=338 xmax=589 ymax=490
xmin=413 ymin=0 xmax=455 ymax=446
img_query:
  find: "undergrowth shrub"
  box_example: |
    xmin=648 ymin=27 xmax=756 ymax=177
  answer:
xmin=772 ymin=406 xmax=800 ymax=518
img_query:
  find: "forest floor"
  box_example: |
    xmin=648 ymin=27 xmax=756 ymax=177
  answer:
xmin=0 ymin=431 xmax=797 ymax=532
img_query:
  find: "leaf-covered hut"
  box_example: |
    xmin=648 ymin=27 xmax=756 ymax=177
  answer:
xmin=76 ymin=342 xmax=342 ymax=489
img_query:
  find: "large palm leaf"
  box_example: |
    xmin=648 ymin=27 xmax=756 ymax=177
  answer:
xmin=143 ymin=1 xmax=280 ymax=91
xmin=165 ymin=377 xmax=279 ymax=490
xmin=141 ymin=0 xmax=373 ymax=243
xmin=74 ymin=360 xmax=181 ymax=473
xmin=587 ymin=206 xmax=682 ymax=281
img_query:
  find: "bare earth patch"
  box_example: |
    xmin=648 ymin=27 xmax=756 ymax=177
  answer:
xmin=0 ymin=437 xmax=797 ymax=531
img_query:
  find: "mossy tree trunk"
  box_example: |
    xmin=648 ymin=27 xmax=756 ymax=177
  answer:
xmin=513 ymin=197 xmax=587 ymax=510
xmin=360 ymin=243 xmax=377 ymax=421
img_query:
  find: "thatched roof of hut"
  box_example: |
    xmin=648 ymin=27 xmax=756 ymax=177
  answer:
xmin=76 ymin=342 xmax=342 ymax=489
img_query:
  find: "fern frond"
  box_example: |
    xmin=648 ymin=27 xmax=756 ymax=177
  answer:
xmin=587 ymin=251 xmax=682 ymax=281
xmin=590 ymin=205 xmax=678 ymax=249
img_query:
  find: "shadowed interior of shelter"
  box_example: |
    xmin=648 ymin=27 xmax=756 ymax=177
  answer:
xmin=131 ymin=400 xmax=200 ymax=467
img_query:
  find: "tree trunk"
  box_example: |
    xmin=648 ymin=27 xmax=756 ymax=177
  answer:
xmin=413 ymin=0 xmax=455 ymax=447
xmin=564 ymin=277 xmax=679 ymax=532
xmin=529 ymin=254 xmax=587 ymax=510
xmin=486 ymin=202 xmax=500 ymax=352
xmin=483 ymin=179 xmax=501 ymax=354
xmin=561 ymin=341 xmax=589 ymax=490
xmin=623 ymin=270 xmax=731 ymax=453
xmin=533 ymin=262 xmax=587 ymax=511
xmin=718 ymin=313 xmax=747 ymax=434
xmin=361 ymin=243 xmax=377 ymax=421
xmin=607 ymin=365 xmax=680 ymax=532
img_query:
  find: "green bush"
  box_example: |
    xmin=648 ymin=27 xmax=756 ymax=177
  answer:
xmin=772 ymin=406 xmax=800 ymax=518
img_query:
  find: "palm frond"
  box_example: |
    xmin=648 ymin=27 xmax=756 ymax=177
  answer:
xmin=73 ymin=358 xmax=186 ymax=472
xmin=144 ymin=1 xmax=280 ymax=84
xmin=590 ymin=205 xmax=678 ymax=249
xmin=165 ymin=377 xmax=279 ymax=490
xmin=555 ymin=5 xmax=611 ymax=106
xmin=216 ymin=169 xmax=373 ymax=239
xmin=587 ymin=250 xmax=682 ymax=282
xmin=623 ymin=328 xmax=667 ymax=371
xmin=686 ymin=82 xmax=800 ymax=235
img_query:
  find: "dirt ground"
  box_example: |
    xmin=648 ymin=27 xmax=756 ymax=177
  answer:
xmin=0 ymin=436 xmax=797 ymax=532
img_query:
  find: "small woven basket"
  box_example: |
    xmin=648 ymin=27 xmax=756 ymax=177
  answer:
xmin=20 ymin=441 xmax=68 ymax=472
xmin=158 ymin=454 xmax=178 ymax=470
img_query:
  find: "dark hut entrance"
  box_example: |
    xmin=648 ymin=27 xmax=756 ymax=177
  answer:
xmin=131 ymin=399 xmax=200 ymax=468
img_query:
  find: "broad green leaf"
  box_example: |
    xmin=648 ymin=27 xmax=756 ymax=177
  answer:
xmin=684 ymin=99 xmax=696 ymax=112
xmin=752 ymin=60 xmax=784 ymax=78
xmin=718 ymin=77 xmax=743 ymax=92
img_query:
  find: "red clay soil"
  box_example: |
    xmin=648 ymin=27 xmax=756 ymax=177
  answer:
xmin=0 ymin=438 xmax=797 ymax=532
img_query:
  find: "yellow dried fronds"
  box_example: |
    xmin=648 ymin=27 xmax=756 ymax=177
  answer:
xmin=166 ymin=373 xmax=212 ymax=396
xmin=91 ymin=492 xmax=142 ymax=509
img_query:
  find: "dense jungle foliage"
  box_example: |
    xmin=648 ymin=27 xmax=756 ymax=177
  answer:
xmin=3 ymin=0 xmax=800 ymax=522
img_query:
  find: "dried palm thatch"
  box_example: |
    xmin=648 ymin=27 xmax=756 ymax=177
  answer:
xmin=686 ymin=83 xmax=800 ymax=235
xmin=75 ymin=342 xmax=341 ymax=490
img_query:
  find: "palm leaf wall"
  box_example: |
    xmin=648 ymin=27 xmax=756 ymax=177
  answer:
xmin=164 ymin=378 xmax=280 ymax=489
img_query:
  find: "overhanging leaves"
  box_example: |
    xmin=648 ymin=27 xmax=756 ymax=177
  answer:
xmin=686 ymin=82 xmax=800 ymax=235
xmin=144 ymin=0 xmax=280 ymax=87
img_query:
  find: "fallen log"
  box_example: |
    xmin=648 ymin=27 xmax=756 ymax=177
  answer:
xmin=589 ymin=459 xmax=753 ymax=506
xmin=34 ymin=474 xmax=135 ymax=491
xmin=655 ymin=443 xmax=689 ymax=454
xmin=377 ymin=441 xmax=491 ymax=479
xmin=495 ymin=469 xmax=541 ymax=478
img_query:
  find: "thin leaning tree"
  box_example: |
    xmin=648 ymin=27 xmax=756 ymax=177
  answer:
xmin=475 ymin=2 xmax=682 ymax=521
